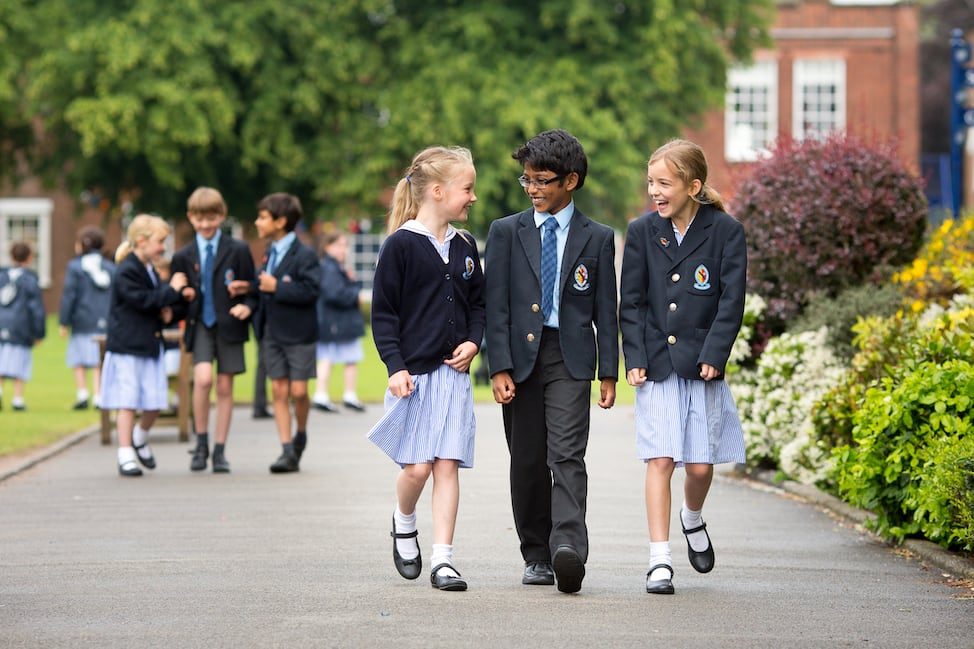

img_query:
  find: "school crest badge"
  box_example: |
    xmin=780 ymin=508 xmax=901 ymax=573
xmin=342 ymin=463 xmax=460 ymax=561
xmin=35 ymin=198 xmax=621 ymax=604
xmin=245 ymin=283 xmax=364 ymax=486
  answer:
xmin=659 ymin=237 xmax=670 ymax=248
xmin=693 ymin=264 xmax=711 ymax=290
xmin=282 ymin=274 xmax=292 ymax=283
xmin=572 ymin=263 xmax=590 ymax=291
xmin=462 ymin=256 xmax=475 ymax=280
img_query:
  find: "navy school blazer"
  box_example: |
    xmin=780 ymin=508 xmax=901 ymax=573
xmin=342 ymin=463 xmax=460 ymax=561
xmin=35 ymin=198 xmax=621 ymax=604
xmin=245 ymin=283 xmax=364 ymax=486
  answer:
xmin=252 ymin=240 xmax=321 ymax=345
xmin=0 ymin=267 xmax=46 ymax=346
xmin=484 ymin=208 xmax=619 ymax=384
xmin=105 ymin=252 xmax=184 ymax=357
xmin=171 ymin=235 xmax=258 ymax=348
xmin=619 ymin=204 xmax=747 ymax=380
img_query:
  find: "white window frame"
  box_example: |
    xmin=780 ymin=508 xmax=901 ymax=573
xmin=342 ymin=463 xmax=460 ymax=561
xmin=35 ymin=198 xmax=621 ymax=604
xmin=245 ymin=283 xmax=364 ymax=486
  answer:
xmin=0 ymin=198 xmax=54 ymax=288
xmin=725 ymin=61 xmax=778 ymax=162
xmin=792 ymin=59 xmax=846 ymax=141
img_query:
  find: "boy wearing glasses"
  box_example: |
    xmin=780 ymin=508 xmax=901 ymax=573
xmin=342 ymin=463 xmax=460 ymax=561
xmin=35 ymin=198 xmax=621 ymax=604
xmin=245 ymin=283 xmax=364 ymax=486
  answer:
xmin=485 ymin=129 xmax=618 ymax=594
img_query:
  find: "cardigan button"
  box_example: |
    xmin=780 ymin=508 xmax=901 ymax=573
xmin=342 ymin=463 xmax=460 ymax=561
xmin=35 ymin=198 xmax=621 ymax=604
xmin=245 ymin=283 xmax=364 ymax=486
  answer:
xmin=671 ymin=273 xmax=681 ymax=283
xmin=667 ymin=335 xmax=677 ymax=345
xmin=531 ymin=303 xmax=540 ymax=313
xmin=526 ymin=333 xmax=535 ymax=342
xmin=446 ymin=295 xmax=453 ymax=302
xmin=445 ymin=273 xmax=451 ymax=280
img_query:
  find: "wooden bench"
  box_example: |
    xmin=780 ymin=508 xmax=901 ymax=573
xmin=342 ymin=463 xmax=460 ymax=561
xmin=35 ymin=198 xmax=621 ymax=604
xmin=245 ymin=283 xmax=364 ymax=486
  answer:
xmin=94 ymin=331 xmax=193 ymax=444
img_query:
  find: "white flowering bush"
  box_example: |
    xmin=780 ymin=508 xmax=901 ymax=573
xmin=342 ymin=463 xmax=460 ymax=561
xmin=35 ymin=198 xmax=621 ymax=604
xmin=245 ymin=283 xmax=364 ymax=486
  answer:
xmin=727 ymin=293 xmax=767 ymax=369
xmin=731 ymin=326 xmax=846 ymax=483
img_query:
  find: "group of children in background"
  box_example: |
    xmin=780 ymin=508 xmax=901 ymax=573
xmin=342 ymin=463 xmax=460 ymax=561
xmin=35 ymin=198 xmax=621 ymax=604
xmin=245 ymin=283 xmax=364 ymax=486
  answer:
xmin=0 ymin=130 xmax=747 ymax=598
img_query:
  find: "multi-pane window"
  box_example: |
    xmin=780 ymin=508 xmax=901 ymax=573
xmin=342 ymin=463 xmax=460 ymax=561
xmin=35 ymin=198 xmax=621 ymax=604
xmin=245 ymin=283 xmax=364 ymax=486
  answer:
xmin=793 ymin=59 xmax=846 ymax=140
xmin=0 ymin=198 xmax=53 ymax=288
xmin=725 ymin=61 xmax=778 ymax=162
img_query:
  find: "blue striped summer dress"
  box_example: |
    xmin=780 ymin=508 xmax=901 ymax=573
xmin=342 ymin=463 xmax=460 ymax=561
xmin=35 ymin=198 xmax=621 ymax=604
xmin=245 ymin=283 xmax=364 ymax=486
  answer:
xmin=634 ymin=218 xmax=746 ymax=466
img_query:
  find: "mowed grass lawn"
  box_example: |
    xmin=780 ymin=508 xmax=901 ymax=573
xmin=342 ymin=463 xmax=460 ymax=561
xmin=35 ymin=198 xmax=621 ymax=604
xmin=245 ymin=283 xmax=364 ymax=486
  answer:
xmin=1 ymin=315 xmax=633 ymax=457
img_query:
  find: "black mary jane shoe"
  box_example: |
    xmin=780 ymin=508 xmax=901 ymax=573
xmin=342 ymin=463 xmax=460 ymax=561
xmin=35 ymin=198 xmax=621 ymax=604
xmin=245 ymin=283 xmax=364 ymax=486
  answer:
xmin=430 ymin=563 xmax=467 ymax=591
xmin=133 ymin=443 xmax=156 ymax=470
xmin=681 ymin=519 xmax=715 ymax=574
xmin=645 ymin=564 xmax=675 ymax=595
xmin=118 ymin=459 xmax=143 ymax=477
xmin=391 ymin=516 xmax=422 ymax=580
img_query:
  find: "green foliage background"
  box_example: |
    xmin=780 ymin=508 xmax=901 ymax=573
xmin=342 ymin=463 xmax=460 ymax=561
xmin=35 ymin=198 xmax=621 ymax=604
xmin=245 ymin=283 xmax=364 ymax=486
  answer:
xmin=2 ymin=0 xmax=773 ymax=231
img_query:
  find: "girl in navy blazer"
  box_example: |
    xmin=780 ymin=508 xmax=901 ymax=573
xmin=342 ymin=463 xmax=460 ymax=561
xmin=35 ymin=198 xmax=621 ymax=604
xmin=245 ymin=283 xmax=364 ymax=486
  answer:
xmin=101 ymin=215 xmax=194 ymax=476
xmin=620 ymin=140 xmax=747 ymax=595
xmin=58 ymin=226 xmax=115 ymax=410
xmin=368 ymin=146 xmax=485 ymax=592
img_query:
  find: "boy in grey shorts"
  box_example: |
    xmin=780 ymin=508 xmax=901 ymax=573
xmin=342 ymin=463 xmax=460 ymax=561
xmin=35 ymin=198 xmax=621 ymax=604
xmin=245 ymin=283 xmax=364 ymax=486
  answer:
xmin=172 ymin=187 xmax=257 ymax=472
xmin=251 ymin=193 xmax=321 ymax=473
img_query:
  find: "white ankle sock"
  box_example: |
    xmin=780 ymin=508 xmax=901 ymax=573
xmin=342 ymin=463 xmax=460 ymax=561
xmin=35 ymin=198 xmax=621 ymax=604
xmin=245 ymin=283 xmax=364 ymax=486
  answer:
xmin=649 ymin=541 xmax=672 ymax=581
xmin=313 ymin=392 xmax=330 ymax=404
xmin=394 ymin=508 xmax=419 ymax=560
xmin=431 ymin=544 xmax=459 ymax=577
xmin=117 ymin=446 xmax=137 ymax=465
xmin=11 ymin=396 xmax=24 ymax=408
xmin=133 ymin=425 xmax=153 ymax=460
xmin=76 ymin=389 xmax=89 ymax=402
xmin=681 ymin=504 xmax=710 ymax=552
xmin=343 ymin=391 xmax=359 ymax=403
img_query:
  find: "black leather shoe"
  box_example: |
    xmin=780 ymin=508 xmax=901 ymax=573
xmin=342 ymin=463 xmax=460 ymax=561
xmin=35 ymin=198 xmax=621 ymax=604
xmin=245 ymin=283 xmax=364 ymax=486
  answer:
xmin=522 ymin=561 xmax=554 ymax=585
xmin=211 ymin=452 xmax=230 ymax=473
xmin=269 ymin=450 xmax=299 ymax=473
xmin=391 ymin=515 xmax=422 ymax=580
xmin=343 ymin=400 xmax=366 ymax=412
xmin=430 ymin=563 xmax=467 ymax=591
xmin=72 ymin=399 xmax=89 ymax=410
xmin=293 ymin=433 xmax=307 ymax=462
xmin=133 ymin=443 xmax=156 ymax=470
xmin=190 ymin=445 xmax=208 ymax=471
xmin=682 ymin=519 xmax=715 ymax=573
xmin=552 ymin=545 xmax=585 ymax=594
xmin=118 ymin=459 xmax=143 ymax=477
xmin=252 ymin=407 xmax=273 ymax=419
xmin=313 ymin=402 xmax=338 ymax=413
xmin=646 ymin=564 xmax=675 ymax=594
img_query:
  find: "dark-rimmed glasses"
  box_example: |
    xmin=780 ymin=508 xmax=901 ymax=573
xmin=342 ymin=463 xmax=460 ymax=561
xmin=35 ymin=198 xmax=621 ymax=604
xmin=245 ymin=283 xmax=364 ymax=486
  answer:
xmin=518 ymin=174 xmax=565 ymax=189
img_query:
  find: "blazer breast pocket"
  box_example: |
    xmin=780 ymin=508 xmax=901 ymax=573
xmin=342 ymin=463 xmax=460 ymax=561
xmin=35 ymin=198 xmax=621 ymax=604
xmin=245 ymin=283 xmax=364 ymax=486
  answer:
xmin=565 ymin=257 xmax=597 ymax=296
xmin=684 ymin=257 xmax=718 ymax=296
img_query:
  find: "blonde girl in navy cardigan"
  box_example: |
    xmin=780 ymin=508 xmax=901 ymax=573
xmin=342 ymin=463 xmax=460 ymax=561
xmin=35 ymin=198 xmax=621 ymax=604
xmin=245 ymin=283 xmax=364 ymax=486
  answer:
xmin=101 ymin=215 xmax=194 ymax=476
xmin=368 ymin=146 xmax=485 ymax=592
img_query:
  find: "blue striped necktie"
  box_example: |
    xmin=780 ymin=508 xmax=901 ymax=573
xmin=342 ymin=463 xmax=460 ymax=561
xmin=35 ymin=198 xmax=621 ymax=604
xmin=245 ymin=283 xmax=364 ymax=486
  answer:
xmin=540 ymin=217 xmax=558 ymax=319
xmin=201 ymin=242 xmax=216 ymax=327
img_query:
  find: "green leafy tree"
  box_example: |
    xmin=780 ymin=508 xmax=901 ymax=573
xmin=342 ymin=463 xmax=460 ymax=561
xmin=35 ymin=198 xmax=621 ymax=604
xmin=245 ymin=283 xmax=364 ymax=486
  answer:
xmin=14 ymin=0 xmax=772 ymax=231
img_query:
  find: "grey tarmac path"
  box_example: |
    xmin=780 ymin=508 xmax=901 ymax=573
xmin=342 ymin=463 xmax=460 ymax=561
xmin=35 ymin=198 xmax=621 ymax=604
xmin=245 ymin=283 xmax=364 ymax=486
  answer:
xmin=1 ymin=404 xmax=972 ymax=649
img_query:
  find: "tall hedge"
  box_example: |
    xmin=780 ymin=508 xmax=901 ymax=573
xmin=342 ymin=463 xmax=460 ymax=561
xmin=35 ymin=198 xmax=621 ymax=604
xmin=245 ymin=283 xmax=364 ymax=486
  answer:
xmin=731 ymin=135 xmax=927 ymax=327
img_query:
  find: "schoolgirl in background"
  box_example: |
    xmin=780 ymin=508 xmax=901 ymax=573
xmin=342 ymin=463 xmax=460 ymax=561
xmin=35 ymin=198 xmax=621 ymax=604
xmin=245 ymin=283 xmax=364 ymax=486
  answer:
xmin=102 ymin=215 xmax=194 ymax=476
xmin=0 ymin=241 xmax=46 ymax=411
xmin=368 ymin=146 xmax=485 ymax=592
xmin=619 ymin=139 xmax=747 ymax=595
xmin=59 ymin=226 xmax=115 ymax=409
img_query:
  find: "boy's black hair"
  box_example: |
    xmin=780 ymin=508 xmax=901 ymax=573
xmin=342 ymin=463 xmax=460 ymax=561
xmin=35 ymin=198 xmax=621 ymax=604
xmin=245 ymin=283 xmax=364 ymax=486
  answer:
xmin=78 ymin=226 xmax=105 ymax=255
xmin=512 ymin=129 xmax=587 ymax=191
xmin=10 ymin=241 xmax=31 ymax=263
xmin=257 ymin=192 xmax=303 ymax=233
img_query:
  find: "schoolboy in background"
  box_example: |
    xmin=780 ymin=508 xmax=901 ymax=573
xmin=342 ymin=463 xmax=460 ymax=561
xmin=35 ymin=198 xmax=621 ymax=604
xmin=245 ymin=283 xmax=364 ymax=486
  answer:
xmin=252 ymin=193 xmax=321 ymax=473
xmin=0 ymin=242 xmax=46 ymax=411
xmin=171 ymin=187 xmax=257 ymax=473
xmin=485 ymin=129 xmax=618 ymax=594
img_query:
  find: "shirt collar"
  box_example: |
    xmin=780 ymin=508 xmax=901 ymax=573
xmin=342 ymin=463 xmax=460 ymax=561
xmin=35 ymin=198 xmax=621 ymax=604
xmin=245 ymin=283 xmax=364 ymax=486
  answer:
xmin=272 ymin=231 xmax=297 ymax=256
xmin=534 ymin=201 xmax=575 ymax=231
xmin=196 ymin=230 xmax=221 ymax=251
xmin=399 ymin=219 xmax=457 ymax=243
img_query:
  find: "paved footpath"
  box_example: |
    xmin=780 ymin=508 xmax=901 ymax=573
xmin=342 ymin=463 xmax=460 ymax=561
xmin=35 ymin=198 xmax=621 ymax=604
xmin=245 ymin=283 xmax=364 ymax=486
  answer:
xmin=2 ymin=404 xmax=972 ymax=649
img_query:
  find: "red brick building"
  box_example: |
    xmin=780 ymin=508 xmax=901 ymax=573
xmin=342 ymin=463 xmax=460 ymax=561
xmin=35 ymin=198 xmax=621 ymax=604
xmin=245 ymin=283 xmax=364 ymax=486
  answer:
xmin=688 ymin=0 xmax=920 ymax=199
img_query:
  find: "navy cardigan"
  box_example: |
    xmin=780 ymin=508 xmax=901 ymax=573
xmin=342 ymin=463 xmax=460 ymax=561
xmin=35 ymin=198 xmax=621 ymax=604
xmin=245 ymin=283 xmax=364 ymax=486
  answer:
xmin=371 ymin=229 xmax=485 ymax=376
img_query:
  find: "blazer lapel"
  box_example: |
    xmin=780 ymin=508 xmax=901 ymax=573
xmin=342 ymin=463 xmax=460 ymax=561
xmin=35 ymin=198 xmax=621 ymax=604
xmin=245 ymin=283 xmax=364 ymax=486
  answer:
xmin=651 ymin=216 xmax=676 ymax=261
xmin=515 ymin=210 xmax=542 ymax=284
xmin=667 ymin=206 xmax=715 ymax=269
xmin=559 ymin=210 xmax=592 ymax=292
xmin=273 ymin=243 xmax=297 ymax=277
xmin=214 ymin=236 xmax=232 ymax=270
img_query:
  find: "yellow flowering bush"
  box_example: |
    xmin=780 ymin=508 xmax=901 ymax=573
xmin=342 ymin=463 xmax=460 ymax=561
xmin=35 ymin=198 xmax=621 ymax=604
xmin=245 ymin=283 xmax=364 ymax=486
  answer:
xmin=893 ymin=214 xmax=974 ymax=310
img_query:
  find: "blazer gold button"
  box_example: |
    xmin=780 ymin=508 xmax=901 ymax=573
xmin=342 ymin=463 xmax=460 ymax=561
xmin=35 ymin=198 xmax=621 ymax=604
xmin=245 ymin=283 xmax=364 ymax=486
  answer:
xmin=667 ymin=335 xmax=677 ymax=345
xmin=669 ymin=302 xmax=677 ymax=312
xmin=527 ymin=333 xmax=535 ymax=342
xmin=531 ymin=303 xmax=540 ymax=313
xmin=671 ymin=273 xmax=681 ymax=283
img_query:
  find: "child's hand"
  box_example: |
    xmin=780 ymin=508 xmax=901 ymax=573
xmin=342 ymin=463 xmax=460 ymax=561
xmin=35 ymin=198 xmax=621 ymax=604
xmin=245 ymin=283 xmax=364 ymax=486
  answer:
xmin=59 ymin=325 xmax=68 ymax=338
xmin=626 ymin=368 xmax=647 ymax=386
xmin=491 ymin=371 xmax=516 ymax=404
xmin=699 ymin=363 xmax=721 ymax=381
xmin=227 ymin=279 xmax=252 ymax=297
xmin=444 ymin=341 xmax=478 ymax=373
xmin=169 ymin=272 xmax=188 ymax=292
xmin=161 ymin=306 xmax=173 ymax=324
xmin=388 ymin=370 xmax=415 ymax=398
xmin=257 ymin=271 xmax=277 ymax=293
xmin=598 ymin=378 xmax=616 ymax=409
xmin=229 ymin=304 xmax=252 ymax=320
xmin=180 ymin=287 xmax=196 ymax=302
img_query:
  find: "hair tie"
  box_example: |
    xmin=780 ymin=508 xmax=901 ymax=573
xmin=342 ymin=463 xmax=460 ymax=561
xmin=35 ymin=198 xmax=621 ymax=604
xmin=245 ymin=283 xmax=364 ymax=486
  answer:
xmin=405 ymin=174 xmax=412 ymax=183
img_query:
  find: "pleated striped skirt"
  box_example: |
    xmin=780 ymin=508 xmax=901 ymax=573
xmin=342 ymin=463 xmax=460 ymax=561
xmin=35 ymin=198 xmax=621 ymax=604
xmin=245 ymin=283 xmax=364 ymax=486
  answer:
xmin=635 ymin=371 xmax=746 ymax=466
xmin=367 ymin=364 xmax=476 ymax=468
